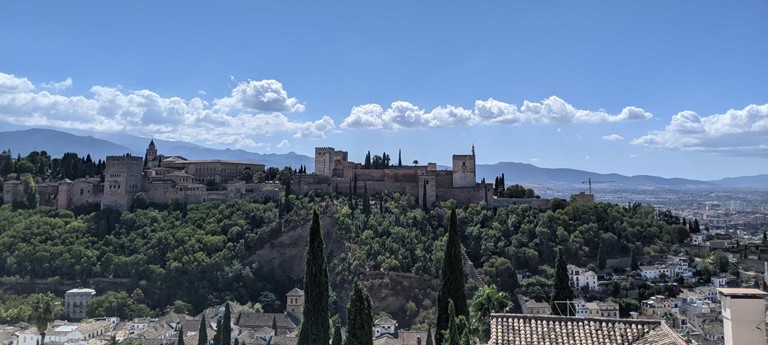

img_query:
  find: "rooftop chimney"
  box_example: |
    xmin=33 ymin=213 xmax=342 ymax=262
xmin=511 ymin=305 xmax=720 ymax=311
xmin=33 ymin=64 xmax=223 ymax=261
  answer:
xmin=718 ymin=288 xmax=768 ymax=345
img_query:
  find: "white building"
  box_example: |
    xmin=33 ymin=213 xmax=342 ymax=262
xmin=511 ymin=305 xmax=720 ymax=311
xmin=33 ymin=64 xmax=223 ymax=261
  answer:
xmin=567 ymin=265 xmax=599 ymax=291
xmin=373 ymin=317 xmax=397 ymax=338
xmin=639 ymin=265 xmax=675 ymax=280
xmin=18 ymin=321 xmax=110 ymax=345
xmin=711 ymin=275 xmax=729 ymax=288
xmin=64 ymin=288 xmax=96 ymax=320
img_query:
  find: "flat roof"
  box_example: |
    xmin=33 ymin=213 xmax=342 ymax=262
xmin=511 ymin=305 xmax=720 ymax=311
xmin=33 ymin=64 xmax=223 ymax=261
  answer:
xmin=717 ymin=288 xmax=768 ymax=297
xmin=66 ymin=288 xmax=96 ymax=294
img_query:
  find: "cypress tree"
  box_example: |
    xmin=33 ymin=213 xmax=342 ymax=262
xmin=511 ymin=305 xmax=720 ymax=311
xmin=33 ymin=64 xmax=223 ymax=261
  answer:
xmin=297 ymin=210 xmax=330 ymax=345
xmin=551 ymin=248 xmax=575 ymax=316
xmin=364 ymin=151 xmax=371 ymax=169
xmin=422 ymin=182 xmax=428 ymax=212
xmin=177 ymin=326 xmax=184 ymax=345
xmin=233 ymin=339 xmax=238 ymax=345
xmin=398 ymin=149 xmax=402 ymax=167
xmin=221 ymin=304 xmax=232 ymax=345
xmin=344 ymin=281 xmax=373 ymax=345
xmin=332 ymin=324 xmax=342 ymax=345
xmin=693 ymin=219 xmax=701 ymax=233
xmin=213 ymin=318 xmax=222 ymax=345
xmin=443 ymin=300 xmax=460 ymax=345
xmin=197 ymin=316 xmax=208 ymax=345
xmin=597 ymin=243 xmax=606 ymax=271
xmin=353 ymin=172 xmax=358 ymax=195
xmin=425 ymin=325 xmax=433 ymax=345
xmin=362 ymin=183 xmax=371 ymax=215
xmin=272 ymin=316 xmax=278 ymax=335
xmin=630 ymin=249 xmax=639 ymax=271
xmin=436 ymin=209 xmax=468 ymax=345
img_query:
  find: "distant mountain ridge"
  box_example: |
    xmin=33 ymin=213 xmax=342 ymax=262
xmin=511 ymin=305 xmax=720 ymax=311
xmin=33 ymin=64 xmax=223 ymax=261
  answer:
xmin=476 ymin=162 xmax=767 ymax=189
xmin=0 ymin=128 xmax=764 ymax=189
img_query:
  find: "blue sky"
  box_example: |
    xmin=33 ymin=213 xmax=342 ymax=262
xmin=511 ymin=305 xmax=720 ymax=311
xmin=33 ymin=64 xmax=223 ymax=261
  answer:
xmin=0 ymin=1 xmax=766 ymax=180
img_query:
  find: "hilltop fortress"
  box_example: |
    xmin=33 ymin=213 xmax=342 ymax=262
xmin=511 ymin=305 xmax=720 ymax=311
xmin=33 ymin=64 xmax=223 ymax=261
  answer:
xmin=294 ymin=146 xmax=496 ymax=206
xmin=3 ymin=140 xmax=280 ymax=211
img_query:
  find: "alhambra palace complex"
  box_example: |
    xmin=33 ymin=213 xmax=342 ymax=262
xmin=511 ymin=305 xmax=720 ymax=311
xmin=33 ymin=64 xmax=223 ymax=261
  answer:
xmin=3 ymin=141 xmax=549 ymax=211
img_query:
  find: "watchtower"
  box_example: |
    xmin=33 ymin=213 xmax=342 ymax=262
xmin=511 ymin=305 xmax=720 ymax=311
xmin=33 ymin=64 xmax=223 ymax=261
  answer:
xmin=286 ymin=288 xmax=305 ymax=322
xmin=452 ymin=145 xmax=476 ymax=188
xmin=315 ymin=147 xmax=335 ymax=176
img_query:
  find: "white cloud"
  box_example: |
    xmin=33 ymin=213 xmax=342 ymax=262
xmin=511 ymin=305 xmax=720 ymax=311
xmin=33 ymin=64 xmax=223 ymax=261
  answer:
xmin=41 ymin=77 xmax=73 ymax=91
xmin=631 ymin=104 xmax=768 ymax=157
xmin=340 ymin=95 xmax=653 ymax=129
xmin=0 ymin=72 xmax=36 ymax=93
xmin=276 ymin=139 xmax=290 ymax=148
xmin=213 ymin=79 xmax=305 ymax=113
xmin=602 ymin=134 xmax=624 ymax=141
xmin=0 ymin=72 xmax=334 ymax=148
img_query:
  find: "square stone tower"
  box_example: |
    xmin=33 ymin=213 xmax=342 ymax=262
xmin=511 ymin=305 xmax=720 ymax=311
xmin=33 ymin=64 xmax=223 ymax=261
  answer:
xmin=102 ymin=155 xmax=144 ymax=211
xmin=286 ymin=288 xmax=305 ymax=322
xmin=315 ymin=147 xmax=335 ymax=177
xmin=452 ymin=146 xmax=476 ymax=187
xmin=65 ymin=288 xmax=96 ymax=320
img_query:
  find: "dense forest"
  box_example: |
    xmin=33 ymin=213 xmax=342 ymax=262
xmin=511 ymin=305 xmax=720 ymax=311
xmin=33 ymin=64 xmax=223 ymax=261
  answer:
xmin=0 ymin=187 xmax=689 ymax=327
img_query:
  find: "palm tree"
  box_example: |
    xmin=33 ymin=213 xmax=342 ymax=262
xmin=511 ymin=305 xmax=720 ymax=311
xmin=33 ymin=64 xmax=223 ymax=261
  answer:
xmin=469 ymin=285 xmax=511 ymax=342
xmin=29 ymin=292 xmax=60 ymax=345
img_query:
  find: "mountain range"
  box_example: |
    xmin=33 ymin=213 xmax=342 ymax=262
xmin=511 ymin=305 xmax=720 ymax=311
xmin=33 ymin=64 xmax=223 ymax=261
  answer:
xmin=0 ymin=128 xmax=765 ymax=189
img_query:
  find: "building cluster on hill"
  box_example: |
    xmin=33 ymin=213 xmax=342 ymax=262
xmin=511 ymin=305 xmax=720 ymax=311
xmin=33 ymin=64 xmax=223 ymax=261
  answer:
xmin=2 ymin=140 xmax=281 ymax=211
xmin=294 ymin=146 xmax=550 ymax=208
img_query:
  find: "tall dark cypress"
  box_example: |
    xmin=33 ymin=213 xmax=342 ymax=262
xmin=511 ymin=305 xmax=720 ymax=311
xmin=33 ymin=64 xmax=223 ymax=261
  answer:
xmin=297 ymin=210 xmax=330 ymax=345
xmin=422 ymin=182 xmax=428 ymax=211
xmin=344 ymin=281 xmax=373 ymax=345
xmin=436 ymin=209 xmax=468 ymax=345
xmin=221 ymin=304 xmax=232 ymax=345
xmin=444 ymin=300 xmax=460 ymax=345
xmin=597 ymin=243 xmax=606 ymax=271
xmin=630 ymin=249 xmax=639 ymax=271
xmin=398 ymin=149 xmax=402 ymax=167
xmin=551 ymin=248 xmax=575 ymax=316
xmin=362 ymin=183 xmax=371 ymax=215
xmin=177 ymin=326 xmax=184 ymax=345
xmin=272 ymin=316 xmax=278 ymax=335
xmin=425 ymin=325 xmax=433 ymax=345
xmin=213 ymin=318 xmax=222 ymax=345
xmin=197 ymin=316 xmax=208 ymax=345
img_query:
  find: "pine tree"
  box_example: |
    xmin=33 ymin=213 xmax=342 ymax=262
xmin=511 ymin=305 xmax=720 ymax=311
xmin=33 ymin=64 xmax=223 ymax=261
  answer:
xmin=436 ymin=209 xmax=468 ymax=345
xmin=344 ymin=281 xmax=373 ymax=345
xmin=331 ymin=324 xmax=342 ymax=345
xmin=177 ymin=326 xmax=184 ymax=345
xmin=197 ymin=316 xmax=208 ymax=345
xmin=630 ymin=249 xmax=639 ymax=271
xmin=425 ymin=325 xmax=434 ymax=345
xmin=597 ymin=243 xmax=606 ymax=271
xmin=221 ymin=303 xmax=232 ymax=345
xmin=551 ymin=248 xmax=575 ymax=316
xmin=398 ymin=149 xmax=402 ymax=167
xmin=297 ymin=210 xmax=331 ymax=345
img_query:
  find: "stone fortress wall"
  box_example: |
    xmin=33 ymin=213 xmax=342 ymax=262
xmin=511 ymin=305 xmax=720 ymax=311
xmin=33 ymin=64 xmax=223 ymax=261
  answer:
xmin=294 ymin=145 xmax=496 ymax=206
xmin=2 ymin=141 xmax=281 ymax=212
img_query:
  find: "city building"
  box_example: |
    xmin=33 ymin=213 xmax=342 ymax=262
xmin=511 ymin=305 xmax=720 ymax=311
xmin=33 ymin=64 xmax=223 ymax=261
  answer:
xmin=64 ymin=288 xmax=96 ymax=320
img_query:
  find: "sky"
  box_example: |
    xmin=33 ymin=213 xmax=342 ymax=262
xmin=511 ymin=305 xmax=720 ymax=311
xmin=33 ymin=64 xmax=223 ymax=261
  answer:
xmin=0 ymin=1 xmax=766 ymax=180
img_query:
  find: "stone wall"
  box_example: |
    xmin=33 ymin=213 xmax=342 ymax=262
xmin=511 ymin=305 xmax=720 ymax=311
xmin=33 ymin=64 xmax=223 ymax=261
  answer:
xmin=491 ymin=197 xmax=551 ymax=209
xmin=452 ymin=154 xmax=476 ymax=188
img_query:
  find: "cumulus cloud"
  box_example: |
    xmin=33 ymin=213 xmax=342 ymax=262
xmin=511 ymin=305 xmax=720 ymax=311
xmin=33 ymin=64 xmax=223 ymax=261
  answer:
xmin=631 ymin=104 xmax=768 ymax=157
xmin=213 ymin=79 xmax=305 ymax=113
xmin=340 ymin=95 xmax=653 ymax=129
xmin=276 ymin=139 xmax=290 ymax=148
xmin=0 ymin=72 xmax=334 ymax=148
xmin=602 ymin=134 xmax=624 ymax=141
xmin=41 ymin=77 xmax=73 ymax=91
xmin=0 ymin=72 xmax=36 ymax=93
